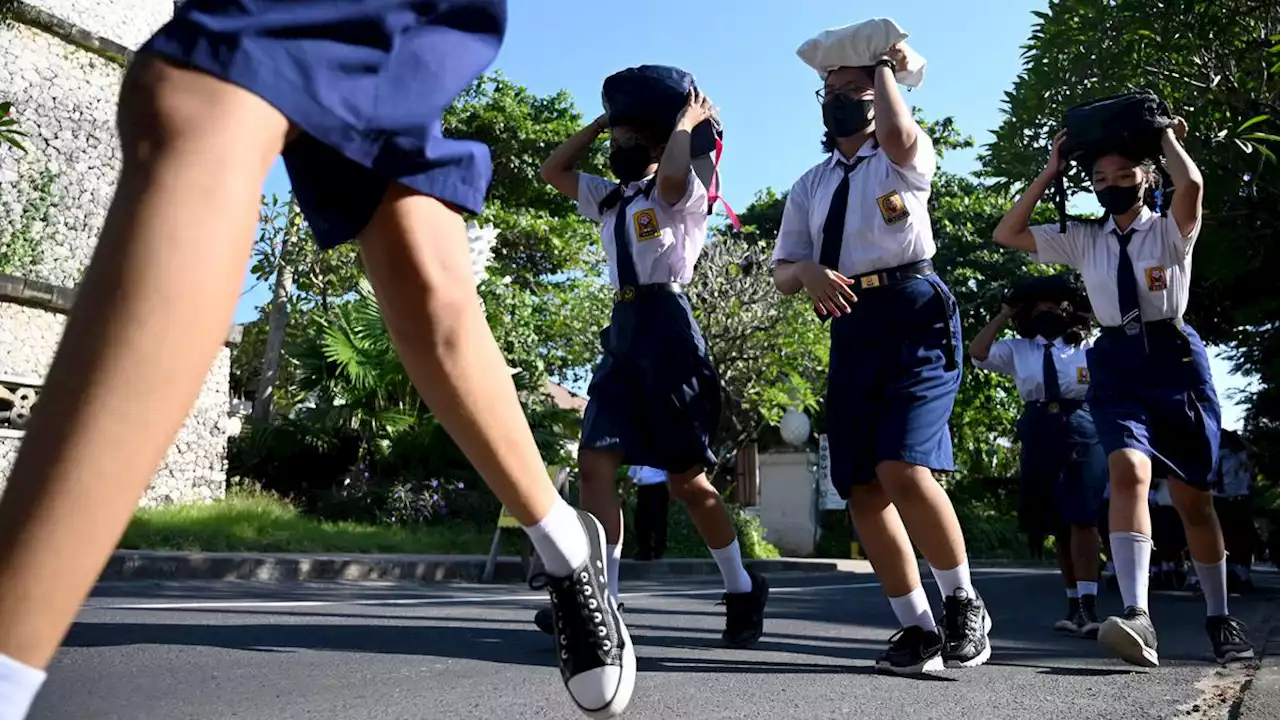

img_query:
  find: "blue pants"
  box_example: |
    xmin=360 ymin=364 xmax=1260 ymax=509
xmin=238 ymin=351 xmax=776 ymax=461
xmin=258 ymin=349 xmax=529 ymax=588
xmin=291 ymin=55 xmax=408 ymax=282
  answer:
xmin=581 ymin=292 xmax=720 ymax=474
xmin=1017 ymin=401 xmax=1108 ymax=535
xmin=825 ymin=274 xmax=961 ymax=498
xmin=143 ymin=0 xmax=506 ymax=249
xmin=1086 ymin=322 xmax=1220 ymax=490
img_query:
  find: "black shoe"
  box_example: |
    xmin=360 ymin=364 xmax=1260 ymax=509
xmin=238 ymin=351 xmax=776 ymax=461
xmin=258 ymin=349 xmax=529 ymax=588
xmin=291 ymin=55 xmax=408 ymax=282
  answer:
xmin=720 ymin=571 xmax=768 ymax=648
xmin=941 ymin=588 xmax=992 ymax=668
xmin=1098 ymin=606 xmax=1159 ymax=667
xmin=536 ymin=602 xmax=625 ymax=636
xmin=1054 ymin=597 xmax=1082 ymax=633
xmin=528 ymin=510 xmax=635 ymax=719
xmin=1076 ymin=594 xmax=1101 ymax=639
xmin=1207 ymin=615 xmax=1256 ymax=664
xmin=875 ymin=625 xmax=945 ymax=675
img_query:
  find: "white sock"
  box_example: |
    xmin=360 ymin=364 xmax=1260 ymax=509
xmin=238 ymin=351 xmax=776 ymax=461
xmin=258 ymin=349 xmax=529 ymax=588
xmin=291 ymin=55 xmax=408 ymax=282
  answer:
xmin=1110 ymin=532 xmax=1152 ymax=611
xmin=1077 ymin=581 xmax=1099 ymax=598
xmin=710 ymin=539 xmax=753 ymax=594
xmin=1066 ymin=588 xmax=1080 ymax=599
xmin=522 ymin=498 xmax=590 ymax=577
xmin=1193 ymin=557 xmax=1229 ymax=617
xmin=929 ymin=561 xmax=975 ymax=598
xmin=0 ymin=654 xmax=46 ymax=720
xmin=888 ymin=587 xmax=935 ymax=632
xmin=606 ymin=543 xmax=622 ymax=600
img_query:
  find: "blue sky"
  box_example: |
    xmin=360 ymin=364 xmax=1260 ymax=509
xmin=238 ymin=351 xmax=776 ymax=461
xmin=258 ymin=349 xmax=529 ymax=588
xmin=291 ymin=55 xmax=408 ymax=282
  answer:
xmin=237 ymin=0 xmax=1257 ymax=428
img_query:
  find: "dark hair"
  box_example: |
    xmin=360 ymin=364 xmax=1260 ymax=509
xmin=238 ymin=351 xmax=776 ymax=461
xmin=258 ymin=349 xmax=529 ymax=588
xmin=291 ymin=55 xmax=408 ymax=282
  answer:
xmin=1011 ymin=301 xmax=1092 ymax=346
xmin=1007 ymin=273 xmax=1093 ymax=346
xmin=1077 ymin=154 xmax=1165 ymax=225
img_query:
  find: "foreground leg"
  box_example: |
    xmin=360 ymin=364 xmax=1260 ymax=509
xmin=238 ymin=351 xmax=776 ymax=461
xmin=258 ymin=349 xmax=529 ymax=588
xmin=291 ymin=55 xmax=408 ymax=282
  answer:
xmin=848 ymin=480 xmax=943 ymax=676
xmin=1169 ymin=479 xmax=1255 ymax=664
xmin=1097 ymin=449 xmax=1160 ymax=667
xmin=358 ymin=185 xmax=633 ymax=718
xmin=877 ymin=460 xmax=991 ymax=670
xmin=668 ymin=468 xmax=768 ymax=648
xmin=0 ymin=58 xmax=287 ymax=716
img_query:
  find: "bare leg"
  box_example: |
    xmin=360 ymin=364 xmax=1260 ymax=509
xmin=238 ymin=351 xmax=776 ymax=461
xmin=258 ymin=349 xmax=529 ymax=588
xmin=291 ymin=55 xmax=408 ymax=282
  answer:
xmin=847 ymin=481 xmax=921 ymax=597
xmin=1071 ymin=525 xmax=1100 ymax=583
xmin=1168 ymin=477 xmax=1229 ymax=616
xmin=0 ymin=57 xmax=288 ymax=668
xmin=356 ymin=185 xmax=566 ymax=528
xmin=876 ymin=461 xmax=968 ymax=577
xmin=576 ymin=448 xmax=623 ymax=544
xmin=1106 ymin=449 xmax=1153 ymax=610
xmin=1056 ymin=531 xmax=1078 ymax=589
xmin=668 ymin=467 xmax=735 ymax=550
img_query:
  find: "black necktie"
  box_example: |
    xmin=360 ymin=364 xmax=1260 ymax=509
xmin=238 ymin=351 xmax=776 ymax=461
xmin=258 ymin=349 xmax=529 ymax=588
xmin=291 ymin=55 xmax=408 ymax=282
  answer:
xmin=613 ymin=190 xmax=641 ymax=290
xmin=815 ymin=156 xmax=869 ymax=320
xmin=1113 ymin=228 xmax=1142 ymax=336
xmin=1042 ymin=343 xmax=1061 ymax=401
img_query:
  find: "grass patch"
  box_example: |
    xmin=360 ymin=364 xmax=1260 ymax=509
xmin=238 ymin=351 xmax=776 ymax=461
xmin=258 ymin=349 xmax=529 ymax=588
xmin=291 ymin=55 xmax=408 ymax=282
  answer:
xmin=121 ymin=489 xmax=509 ymax=555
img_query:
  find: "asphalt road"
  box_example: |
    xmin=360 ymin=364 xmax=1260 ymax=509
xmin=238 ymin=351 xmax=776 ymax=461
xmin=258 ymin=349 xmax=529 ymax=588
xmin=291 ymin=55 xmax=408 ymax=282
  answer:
xmin=31 ymin=567 xmax=1278 ymax=720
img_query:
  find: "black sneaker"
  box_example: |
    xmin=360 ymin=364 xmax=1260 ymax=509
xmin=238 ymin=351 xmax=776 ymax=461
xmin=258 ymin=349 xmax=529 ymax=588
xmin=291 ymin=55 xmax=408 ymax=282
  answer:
xmin=1207 ymin=615 xmax=1255 ymax=664
xmin=1054 ymin=598 xmax=1082 ymax=633
xmin=1076 ymin=594 xmax=1101 ymax=639
xmin=720 ymin=570 xmax=769 ymax=648
xmin=875 ymin=625 xmax=945 ymax=675
xmin=941 ymin=588 xmax=992 ymax=668
xmin=528 ymin=510 xmax=635 ymax=719
xmin=536 ymin=602 xmax=624 ymax=636
xmin=1098 ymin=606 xmax=1159 ymax=667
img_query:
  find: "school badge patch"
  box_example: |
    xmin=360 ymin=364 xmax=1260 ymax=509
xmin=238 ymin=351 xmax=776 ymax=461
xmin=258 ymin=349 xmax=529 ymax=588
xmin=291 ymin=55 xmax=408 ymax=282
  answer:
xmin=633 ymin=208 xmax=661 ymax=242
xmin=1145 ymin=266 xmax=1168 ymax=291
xmin=1076 ymin=366 xmax=1090 ymax=385
xmin=877 ymin=190 xmax=910 ymax=225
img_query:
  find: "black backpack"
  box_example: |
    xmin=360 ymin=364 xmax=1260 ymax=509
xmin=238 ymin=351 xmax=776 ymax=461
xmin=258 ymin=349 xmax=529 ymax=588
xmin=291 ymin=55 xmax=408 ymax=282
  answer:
xmin=598 ymin=65 xmax=738 ymax=227
xmin=1053 ymin=90 xmax=1174 ymax=231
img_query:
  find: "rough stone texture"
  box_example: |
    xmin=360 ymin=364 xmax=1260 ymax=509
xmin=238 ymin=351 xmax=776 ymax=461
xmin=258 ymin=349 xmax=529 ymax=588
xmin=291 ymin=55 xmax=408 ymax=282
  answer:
xmin=23 ymin=0 xmax=172 ymax=51
xmin=0 ymin=22 xmax=125 ymax=286
xmin=0 ymin=302 xmax=233 ymax=506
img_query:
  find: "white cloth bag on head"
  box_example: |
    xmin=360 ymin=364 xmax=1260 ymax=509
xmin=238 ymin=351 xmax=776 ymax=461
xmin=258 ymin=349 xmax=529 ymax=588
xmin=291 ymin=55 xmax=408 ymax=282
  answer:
xmin=796 ymin=18 xmax=928 ymax=88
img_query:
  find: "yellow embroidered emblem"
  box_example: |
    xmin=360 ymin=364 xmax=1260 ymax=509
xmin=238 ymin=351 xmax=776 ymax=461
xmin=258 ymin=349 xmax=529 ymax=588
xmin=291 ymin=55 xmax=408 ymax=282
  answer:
xmin=633 ymin=208 xmax=660 ymax=242
xmin=877 ymin=190 xmax=910 ymax=225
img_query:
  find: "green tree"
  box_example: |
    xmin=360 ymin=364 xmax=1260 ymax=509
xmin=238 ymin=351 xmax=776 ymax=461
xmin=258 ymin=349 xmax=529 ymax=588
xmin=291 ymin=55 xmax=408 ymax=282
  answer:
xmin=979 ymin=0 xmax=1280 ymax=479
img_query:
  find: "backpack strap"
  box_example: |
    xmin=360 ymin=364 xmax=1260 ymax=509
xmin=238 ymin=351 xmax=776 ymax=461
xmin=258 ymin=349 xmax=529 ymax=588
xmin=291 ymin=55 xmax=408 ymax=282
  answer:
xmin=707 ymin=136 xmax=742 ymax=230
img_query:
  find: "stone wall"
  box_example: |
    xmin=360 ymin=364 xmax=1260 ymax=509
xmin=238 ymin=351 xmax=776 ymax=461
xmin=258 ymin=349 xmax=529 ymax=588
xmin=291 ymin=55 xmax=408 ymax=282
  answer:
xmin=0 ymin=2 xmax=237 ymax=507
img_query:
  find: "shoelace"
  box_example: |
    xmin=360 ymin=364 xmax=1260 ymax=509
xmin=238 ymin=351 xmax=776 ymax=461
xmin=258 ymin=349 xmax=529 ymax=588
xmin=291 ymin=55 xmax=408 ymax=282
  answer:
xmin=530 ymin=571 xmax=613 ymax=667
xmin=1216 ymin=617 xmax=1249 ymax=645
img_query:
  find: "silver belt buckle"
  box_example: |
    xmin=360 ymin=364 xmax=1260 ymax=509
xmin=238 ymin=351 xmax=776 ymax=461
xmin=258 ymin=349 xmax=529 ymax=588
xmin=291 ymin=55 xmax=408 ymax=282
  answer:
xmin=1123 ymin=321 xmax=1141 ymax=336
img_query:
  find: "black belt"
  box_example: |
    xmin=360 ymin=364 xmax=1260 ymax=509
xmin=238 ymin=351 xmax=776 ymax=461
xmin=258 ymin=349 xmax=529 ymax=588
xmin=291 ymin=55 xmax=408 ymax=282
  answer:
xmin=846 ymin=259 xmax=934 ymax=291
xmin=615 ymin=282 xmax=682 ymax=302
xmin=1099 ymin=317 xmax=1184 ymax=336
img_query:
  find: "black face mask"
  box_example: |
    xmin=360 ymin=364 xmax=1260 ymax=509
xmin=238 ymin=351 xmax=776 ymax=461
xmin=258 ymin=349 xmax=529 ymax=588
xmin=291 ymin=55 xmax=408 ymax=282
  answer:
xmin=822 ymin=97 xmax=875 ymax=138
xmin=609 ymin=144 xmax=653 ymax=184
xmin=1031 ymin=310 xmax=1069 ymax=340
xmin=1096 ymin=184 xmax=1142 ymax=215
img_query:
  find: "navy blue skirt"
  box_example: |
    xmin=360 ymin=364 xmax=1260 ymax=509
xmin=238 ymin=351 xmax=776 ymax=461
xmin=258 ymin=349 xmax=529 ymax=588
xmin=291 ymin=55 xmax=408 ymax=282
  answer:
xmin=825 ymin=274 xmax=962 ymax=498
xmin=1017 ymin=400 xmax=1108 ymax=534
xmin=1086 ymin=322 xmax=1221 ymax=490
xmin=580 ymin=291 xmax=720 ymax=475
xmin=142 ymin=0 xmax=506 ymax=248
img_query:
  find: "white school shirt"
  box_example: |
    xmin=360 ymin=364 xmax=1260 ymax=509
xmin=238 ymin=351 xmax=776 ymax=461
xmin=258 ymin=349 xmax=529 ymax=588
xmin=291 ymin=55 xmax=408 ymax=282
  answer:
xmin=972 ymin=335 xmax=1095 ymax=402
xmin=771 ymin=133 xmax=938 ymax=277
xmin=1029 ymin=207 xmax=1200 ymax=328
xmin=628 ymin=465 xmax=668 ymax=486
xmin=1213 ymin=449 xmax=1254 ymax=498
xmin=577 ymin=170 xmax=709 ymax=288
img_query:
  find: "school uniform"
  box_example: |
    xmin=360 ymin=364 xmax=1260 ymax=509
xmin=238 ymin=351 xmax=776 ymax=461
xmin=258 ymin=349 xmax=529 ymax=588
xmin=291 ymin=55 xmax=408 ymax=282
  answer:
xmin=772 ymin=134 xmax=961 ymax=496
xmin=973 ymin=336 xmax=1107 ymax=535
xmin=576 ymin=171 xmax=721 ymax=474
xmin=142 ymin=0 xmax=505 ymax=249
xmin=629 ymin=465 xmax=669 ymax=560
xmin=1030 ymin=207 xmax=1221 ymax=489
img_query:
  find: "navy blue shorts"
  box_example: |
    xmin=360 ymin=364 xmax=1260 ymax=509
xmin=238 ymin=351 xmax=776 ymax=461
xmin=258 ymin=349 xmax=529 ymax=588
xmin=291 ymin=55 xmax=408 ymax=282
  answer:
xmin=1086 ymin=322 xmax=1220 ymax=491
xmin=1017 ymin=401 xmax=1109 ymax=534
xmin=581 ymin=292 xmax=720 ymax=474
xmin=825 ymin=274 xmax=961 ymax=498
xmin=142 ymin=0 xmax=506 ymax=249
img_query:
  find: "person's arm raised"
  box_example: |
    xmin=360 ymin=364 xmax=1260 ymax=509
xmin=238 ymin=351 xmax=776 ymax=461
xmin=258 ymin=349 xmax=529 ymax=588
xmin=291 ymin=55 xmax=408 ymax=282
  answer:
xmin=540 ymin=113 xmax=609 ymax=200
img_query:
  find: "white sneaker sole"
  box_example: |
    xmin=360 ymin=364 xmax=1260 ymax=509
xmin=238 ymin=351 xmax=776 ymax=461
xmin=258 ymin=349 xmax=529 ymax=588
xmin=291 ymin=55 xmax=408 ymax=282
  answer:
xmin=1218 ymin=648 xmax=1256 ymax=664
xmin=944 ymin=610 xmax=993 ymax=669
xmin=1098 ymin=618 xmax=1159 ymax=668
xmin=876 ymin=653 xmax=945 ymax=676
xmin=572 ymin=513 xmax=637 ymax=720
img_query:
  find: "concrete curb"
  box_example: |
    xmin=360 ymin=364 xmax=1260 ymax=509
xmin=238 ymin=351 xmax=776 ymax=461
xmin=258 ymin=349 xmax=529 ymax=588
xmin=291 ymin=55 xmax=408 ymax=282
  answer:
xmin=102 ymin=550 xmax=868 ymax=584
